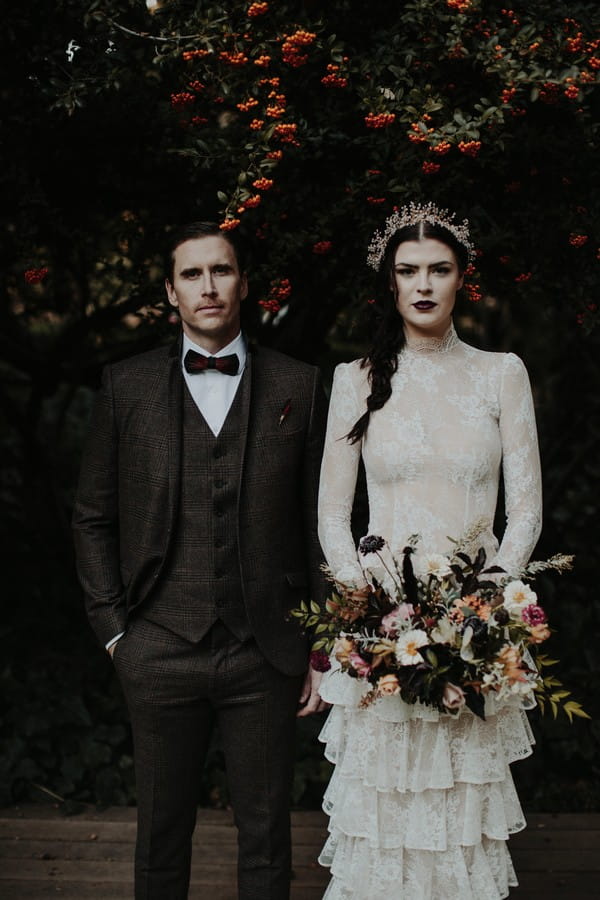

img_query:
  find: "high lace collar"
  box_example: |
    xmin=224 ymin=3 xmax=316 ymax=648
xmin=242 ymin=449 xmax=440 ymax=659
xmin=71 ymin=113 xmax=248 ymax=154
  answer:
xmin=403 ymin=322 xmax=460 ymax=354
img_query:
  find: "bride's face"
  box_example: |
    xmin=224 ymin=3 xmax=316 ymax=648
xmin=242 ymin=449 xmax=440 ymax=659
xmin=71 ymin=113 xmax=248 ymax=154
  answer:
xmin=392 ymin=238 xmax=464 ymax=340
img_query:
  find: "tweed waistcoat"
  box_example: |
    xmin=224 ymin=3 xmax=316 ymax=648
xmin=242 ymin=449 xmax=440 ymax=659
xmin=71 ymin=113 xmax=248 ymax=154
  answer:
xmin=143 ymin=370 xmax=251 ymax=643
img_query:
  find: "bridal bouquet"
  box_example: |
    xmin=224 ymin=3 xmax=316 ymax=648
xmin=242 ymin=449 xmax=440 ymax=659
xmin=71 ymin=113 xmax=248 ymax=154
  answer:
xmin=293 ymin=534 xmax=586 ymax=721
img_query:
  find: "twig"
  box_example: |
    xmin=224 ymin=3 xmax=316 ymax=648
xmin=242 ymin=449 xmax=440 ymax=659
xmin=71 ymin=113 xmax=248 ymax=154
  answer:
xmin=31 ymin=783 xmax=65 ymax=804
xmin=108 ymin=18 xmax=220 ymax=44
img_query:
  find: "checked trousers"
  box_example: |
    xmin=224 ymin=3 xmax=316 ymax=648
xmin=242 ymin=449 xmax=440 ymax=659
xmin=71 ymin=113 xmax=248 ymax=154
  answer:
xmin=113 ymin=617 xmax=304 ymax=900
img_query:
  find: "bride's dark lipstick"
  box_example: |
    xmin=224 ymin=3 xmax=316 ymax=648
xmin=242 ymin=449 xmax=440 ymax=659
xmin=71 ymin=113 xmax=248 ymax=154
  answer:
xmin=413 ymin=301 xmax=436 ymax=310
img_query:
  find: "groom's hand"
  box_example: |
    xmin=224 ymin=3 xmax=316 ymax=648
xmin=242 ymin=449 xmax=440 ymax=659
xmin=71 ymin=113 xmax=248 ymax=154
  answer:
xmin=296 ymin=667 xmax=330 ymax=717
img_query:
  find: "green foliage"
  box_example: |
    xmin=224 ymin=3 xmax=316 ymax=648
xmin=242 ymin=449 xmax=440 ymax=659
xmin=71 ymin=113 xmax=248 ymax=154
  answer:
xmin=1 ymin=0 xmax=599 ymax=809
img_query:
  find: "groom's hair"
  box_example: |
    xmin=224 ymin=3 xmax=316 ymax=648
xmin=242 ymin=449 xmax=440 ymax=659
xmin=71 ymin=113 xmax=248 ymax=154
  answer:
xmin=165 ymin=221 xmax=248 ymax=283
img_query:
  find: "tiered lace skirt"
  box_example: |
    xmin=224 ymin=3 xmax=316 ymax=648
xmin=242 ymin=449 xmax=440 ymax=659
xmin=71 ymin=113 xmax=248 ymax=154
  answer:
xmin=318 ymin=666 xmax=535 ymax=899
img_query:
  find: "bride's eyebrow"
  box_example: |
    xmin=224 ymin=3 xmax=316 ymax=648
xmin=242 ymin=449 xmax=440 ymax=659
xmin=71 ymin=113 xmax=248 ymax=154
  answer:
xmin=394 ymin=259 xmax=454 ymax=267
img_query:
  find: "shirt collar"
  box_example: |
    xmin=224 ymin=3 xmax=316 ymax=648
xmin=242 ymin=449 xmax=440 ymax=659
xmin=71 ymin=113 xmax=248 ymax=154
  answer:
xmin=182 ymin=331 xmax=247 ymax=371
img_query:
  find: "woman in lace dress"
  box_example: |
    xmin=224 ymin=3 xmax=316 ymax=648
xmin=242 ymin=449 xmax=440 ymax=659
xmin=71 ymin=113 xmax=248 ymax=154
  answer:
xmin=317 ymin=203 xmax=542 ymax=899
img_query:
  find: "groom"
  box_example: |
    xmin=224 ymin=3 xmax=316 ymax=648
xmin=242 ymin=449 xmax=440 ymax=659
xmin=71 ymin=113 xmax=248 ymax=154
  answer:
xmin=72 ymin=222 xmax=328 ymax=899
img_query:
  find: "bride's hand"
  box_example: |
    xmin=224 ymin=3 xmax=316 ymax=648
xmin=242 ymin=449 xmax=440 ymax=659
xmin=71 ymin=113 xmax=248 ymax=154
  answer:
xmin=296 ymin=667 xmax=331 ymax=717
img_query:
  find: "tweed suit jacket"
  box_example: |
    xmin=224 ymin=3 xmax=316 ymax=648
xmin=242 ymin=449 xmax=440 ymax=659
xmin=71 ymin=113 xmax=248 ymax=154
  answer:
xmin=72 ymin=336 xmax=328 ymax=676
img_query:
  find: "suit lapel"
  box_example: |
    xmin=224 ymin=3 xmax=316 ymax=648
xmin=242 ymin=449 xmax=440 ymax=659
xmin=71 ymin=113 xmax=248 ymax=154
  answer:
xmin=166 ymin=336 xmax=184 ymax=552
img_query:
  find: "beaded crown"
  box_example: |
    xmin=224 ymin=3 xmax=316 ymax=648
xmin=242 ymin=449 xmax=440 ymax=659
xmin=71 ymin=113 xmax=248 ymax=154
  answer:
xmin=366 ymin=201 xmax=475 ymax=270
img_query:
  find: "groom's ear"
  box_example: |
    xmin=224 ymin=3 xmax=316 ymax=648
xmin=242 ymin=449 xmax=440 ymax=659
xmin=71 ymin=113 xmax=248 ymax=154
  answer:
xmin=166 ymin=278 xmax=178 ymax=307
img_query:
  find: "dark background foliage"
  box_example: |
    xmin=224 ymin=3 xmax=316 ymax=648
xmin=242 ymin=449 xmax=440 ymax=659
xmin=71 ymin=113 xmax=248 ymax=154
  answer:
xmin=1 ymin=0 xmax=599 ymax=811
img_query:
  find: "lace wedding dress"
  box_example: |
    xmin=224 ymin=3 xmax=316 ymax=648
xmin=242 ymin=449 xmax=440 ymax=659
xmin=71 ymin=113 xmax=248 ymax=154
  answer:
xmin=317 ymin=324 xmax=542 ymax=899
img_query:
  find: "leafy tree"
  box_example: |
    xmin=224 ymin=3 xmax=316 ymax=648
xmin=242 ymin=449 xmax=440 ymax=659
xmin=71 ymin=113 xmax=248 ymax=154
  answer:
xmin=1 ymin=0 xmax=598 ymax=808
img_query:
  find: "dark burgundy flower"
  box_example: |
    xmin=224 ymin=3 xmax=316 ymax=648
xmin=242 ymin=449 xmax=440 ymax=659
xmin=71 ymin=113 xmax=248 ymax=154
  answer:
xmin=359 ymin=535 xmax=385 ymax=555
xmin=310 ymin=650 xmax=331 ymax=672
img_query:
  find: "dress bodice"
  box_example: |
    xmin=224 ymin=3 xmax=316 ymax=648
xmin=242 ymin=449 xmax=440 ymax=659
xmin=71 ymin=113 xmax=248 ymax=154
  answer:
xmin=318 ymin=326 xmax=542 ymax=585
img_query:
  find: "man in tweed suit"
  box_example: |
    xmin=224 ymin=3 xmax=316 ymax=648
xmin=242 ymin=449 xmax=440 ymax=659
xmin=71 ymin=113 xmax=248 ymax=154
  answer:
xmin=72 ymin=222 xmax=328 ymax=899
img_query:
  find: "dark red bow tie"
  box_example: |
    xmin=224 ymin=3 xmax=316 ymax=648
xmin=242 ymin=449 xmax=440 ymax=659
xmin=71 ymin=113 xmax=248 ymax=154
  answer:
xmin=184 ymin=349 xmax=239 ymax=376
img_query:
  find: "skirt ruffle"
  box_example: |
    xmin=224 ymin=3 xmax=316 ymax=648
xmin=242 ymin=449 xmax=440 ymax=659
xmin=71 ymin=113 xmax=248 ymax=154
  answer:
xmin=318 ymin=667 xmax=535 ymax=899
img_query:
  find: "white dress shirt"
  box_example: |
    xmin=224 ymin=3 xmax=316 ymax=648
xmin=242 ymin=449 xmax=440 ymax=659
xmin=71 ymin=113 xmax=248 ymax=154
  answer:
xmin=106 ymin=331 xmax=247 ymax=651
xmin=181 ymin=331 xmax=247 ymax=436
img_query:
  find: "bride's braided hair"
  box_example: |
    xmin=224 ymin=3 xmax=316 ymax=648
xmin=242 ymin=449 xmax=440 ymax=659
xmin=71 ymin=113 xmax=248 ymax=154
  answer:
xmin=346 ymin=220 xmax=469 ymax=445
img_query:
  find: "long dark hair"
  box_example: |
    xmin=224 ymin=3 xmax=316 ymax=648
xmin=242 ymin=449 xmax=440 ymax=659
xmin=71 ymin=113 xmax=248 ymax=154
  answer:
xmin=346 ymin=219 xmax=469 ymax=444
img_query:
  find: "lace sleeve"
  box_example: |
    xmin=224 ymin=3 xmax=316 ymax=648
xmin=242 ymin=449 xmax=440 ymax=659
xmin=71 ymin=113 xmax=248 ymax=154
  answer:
xmin=318 ymin=363 xmax=366 ymax=586
xmin=493 ymin=353 xmax=543 ymax=574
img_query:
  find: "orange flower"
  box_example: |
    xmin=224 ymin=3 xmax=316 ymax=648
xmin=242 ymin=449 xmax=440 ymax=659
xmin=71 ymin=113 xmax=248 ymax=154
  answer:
xmin=377 ymin=673 xmax=400 ymax=696
xmin=528 ymin=623 xmax=551 ymax=644
xmin=497 ymin=646 xmax=528 ymax=683
xmin=333 ymin=636 xmax=355 ymax=664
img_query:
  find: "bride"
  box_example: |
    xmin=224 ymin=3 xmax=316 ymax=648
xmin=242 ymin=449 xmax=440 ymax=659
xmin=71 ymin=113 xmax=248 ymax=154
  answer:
xmin=317 ymin=202 xmax=542 ymax=898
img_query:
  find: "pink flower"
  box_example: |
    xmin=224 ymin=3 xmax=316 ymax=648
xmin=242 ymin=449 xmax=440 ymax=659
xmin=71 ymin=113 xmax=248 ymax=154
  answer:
xmin=348 ymin=651 xmax=372 ymax=677
xmin=521 ymin=604 xmax=547 ymax=626
xmin=381 ymin=604 xmax=414 ymax=635
xmin=442 ymin=682 xmax=466 ymax=711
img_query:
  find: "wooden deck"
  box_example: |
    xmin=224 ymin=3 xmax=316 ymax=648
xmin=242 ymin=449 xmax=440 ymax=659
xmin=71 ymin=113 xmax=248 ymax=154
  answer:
xmin=1 ymin=804 xmax=599 ymax=898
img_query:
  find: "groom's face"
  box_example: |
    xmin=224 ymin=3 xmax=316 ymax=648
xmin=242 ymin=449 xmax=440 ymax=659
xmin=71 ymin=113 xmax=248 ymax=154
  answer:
xmin=166 ymin=235 xmax=248 ymax=353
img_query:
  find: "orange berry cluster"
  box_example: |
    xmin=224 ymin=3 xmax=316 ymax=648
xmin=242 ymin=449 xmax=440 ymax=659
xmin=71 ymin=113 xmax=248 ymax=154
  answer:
xmin=564 ymin=83 xmax=580 ymax=100
xmin=192 ymin=115 xmax=208 ymax=126
xmin=253 ymin=55 xmax=271 ymax=68
xmin=569 ymin=233 xmax=588 ymax=247
xmin=539 ymin=82 xmax=560 ymax=104
xmin=266 ymin=92 xmax=287 ymax=118
xmin=24 ymin=267 xmax=49 ymax=284
xmin=321 ymin=64 xmax=348 ymax=88
xmin=281 ymin=30 xmax=316 ymax=67
xmin=274 ymin=122 xmax=299 ymax=145
xmin=247 ymin=2 xmax=268 ymax=17
xmin=365 ymin=112 xmax=396 ymax=129
xmin=259 ymin=277 xmax=292 ymax=313
xmin=188 ymin=80 xmax=205 ymax=93
xmin=422 ymin=161 xmax=440 ymax=175
xmin=237 ymin=97 xmax=259 ymax=112
xmin=249 ymin=118 xmax=264 ymax=130
xmin=259 ymin=76 xmax=280 ymax=88
xmin=238 ymin=195 xmax=262 ymax=212
xmin=313 ymin=241 xmax=333 ymax=254
xmin=501 ymin=87 xmax=516 ymax=104
xmin=265 ymin=149 xmax=283 ymax=160
xmin=565 ymin=34 xmax=584 ymax=54
xmin=464 ymin=282 xmax=482 ymax=302
xmin=252 ymin=177 xmax=274 ymax=190
xmin=171 ymin=91 xmax=195 ymax=109
xmin=431 ymin=141 xmax=451 ymax=155
xmin=500 ymin=8 xmax=520 ymax=27
xmin=367 ymin=196 xmax=386 ymax=206
xmin=446 ymin=0 xmax=471 ymax=11
xmin=219 ymin=218 xmax=241 ymax=232
xmin=219 ymin=50 xmax=249 ymax=67
xmin=515 ymin=272 xmax=532 ymax=283
xmin=182 ymin=49 xmax=210 ymax=61
xmin=458 ymin=140 xmax=481 ymax=157
xmin=407 ymin=122 xmax=432 ymax=143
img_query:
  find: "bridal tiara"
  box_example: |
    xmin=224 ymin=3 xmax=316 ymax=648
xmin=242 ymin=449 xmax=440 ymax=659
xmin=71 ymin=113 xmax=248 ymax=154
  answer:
xmin=366 ymin=201 xmax=476 ymax=270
